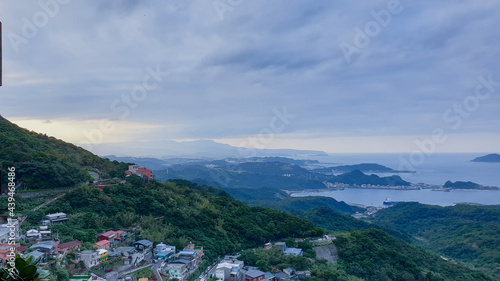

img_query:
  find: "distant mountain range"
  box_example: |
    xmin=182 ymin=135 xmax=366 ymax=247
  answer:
xmin=88 ymin=139 xmax=328 ymax=159
xmin=472 ymin=153 xmax=500 ymax=163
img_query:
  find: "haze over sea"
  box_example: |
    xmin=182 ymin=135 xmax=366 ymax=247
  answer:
xmin=294 ymin=153 xmax=500 ymax=207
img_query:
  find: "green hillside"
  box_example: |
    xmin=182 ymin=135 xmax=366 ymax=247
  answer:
xmin=371 ymin=202 xmax=500 ymax=277
xmin=15 ymin=178 xmax=324 ymax=259
xmin=0 ymin=115 xmax=130 ymax=189
xmin=335 ymin=229 xmax=495 ymax=281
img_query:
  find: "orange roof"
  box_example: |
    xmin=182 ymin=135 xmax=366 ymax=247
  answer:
xmin=94 ymin=240 xmax=110 ymax=246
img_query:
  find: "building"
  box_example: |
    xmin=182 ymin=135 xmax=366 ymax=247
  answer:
xmin=24 ymin=250 xmax=45 ymax=262
xmin=0 ymin=229 xmax=10 ymax=244
xmin=57 ymin=240 xmax=82 ymax=254
xmin=94 ymin=240 xmax=110 ymax=250
xmin=244 ymin=270 xmax=265 ymax=281
xmin=0 ymin=218 xmax=20 ymax=241
xmin=0 ymin=243 xmax=20 ymax=264
xmin=274 ymin=242 xmax=286 ymax=251
xmin=215 ymin=260 xmax=244 ymax=281
xmin=133 ymin=239 xmax=153 ymax=251
xmin=154 ymin=243 xmax=175 ymax=260
xmin=42 ymin=213 xmax=68 ymax=226
xmin=29 ymin=242 xmax=57 ymax=254
xmin=282 ymin=268 xmax=295 ymax=276
xmin=25 ymin=229 xmax=42 ymax=242
xmin=97 ymin=249 xmax=108 ymax=263
xmin=164 ymin=262 xmax=189 ymax=281
xmin=295 ymin=271 xmax=311 ymax=280
xmin=125 ymin=165 xmax=154 ymax=181
xmin=97 ymin=231 xmax=117 ymax=241
xmin=76 ymin=250 xmax=99 ymax=268
xmin=284 ymin=248 xmax=302 ymax=257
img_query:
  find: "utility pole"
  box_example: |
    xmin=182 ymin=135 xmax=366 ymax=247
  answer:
xmin=0 ymin=21 xmax=3 ymax=86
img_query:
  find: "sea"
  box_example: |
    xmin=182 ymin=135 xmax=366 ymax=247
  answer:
xmin=293 ymin=153 xmax=500 ymax=207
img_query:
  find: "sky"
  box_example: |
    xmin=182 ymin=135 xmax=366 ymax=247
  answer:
xmin=1 ymin=0 xmax=500 ymax=154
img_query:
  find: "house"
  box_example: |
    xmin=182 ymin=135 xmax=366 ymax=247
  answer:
xmin=25 ymin=229 xmax=42 ymax=242
xmin=57 ymin=240 xmax=82 ymax=254
xmin=154 ymin=242 xmax=176 ymax=260
xmin=284 ymin=248 xmax=302 ymax=257
xmin=215 ymin=260 xmax=244 ymax=281
xmin=134 ymin=240 xmax=153 ymax=251
xmin=29 ymin=242 xmax=57 ymax=254
xmin=97 ymin=231 xmax=117 ymax=241
xmin=0 ymin=229 xmax=10 ymax=244
xmin=273 ymin=272 xmax=289 ymax=281
xmin=97 ymin=249 xmax=108 ymax=263
xmin=41 ymin=213 xmax=68 ymax=226
xmin=274 ymin=242 xmax=286 ymax=251
xmin=115 ymin=230 xmax=127 ymax=241
xmin=282 ymin=268 xmax=295 ymax=276
xmin=264 ymin=273 xmax=276 ymax=281
xmin=0 ymin=218 xmax=20 ymax=240
xmin=24 ymin=250 xmax=45 ymax=262
xmin=125 ymin=165 xmax=154 ymax=181
xmin=164 ymin=262 xmax=189 ymax=281
xmin=0 ymin=243 xmax=20 ymax=263
xmin=245 ymin=270 xmax=266 ymax=281
xmin=294 ymin=271 xmax=311 ymax=280
xmin=76 ymin=250 xmax=99 ymax=268
xmin=94 ymin=240 xmax=110 ymax=250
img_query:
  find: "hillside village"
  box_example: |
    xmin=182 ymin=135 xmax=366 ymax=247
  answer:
xmin=0 ymin=210 xmax=333 ymax=281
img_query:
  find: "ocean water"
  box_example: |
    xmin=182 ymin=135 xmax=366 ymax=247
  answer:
xmin=307 ymin=153 xmax=500 ymax=187
xmin=296 ymin=153 xmax=500 ymax=206
xmin=292 ymin=189 xmax=500 ymax=207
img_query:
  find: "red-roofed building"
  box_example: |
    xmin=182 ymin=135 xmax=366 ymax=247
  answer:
xmin=94 ymin=240 xmax=110 ymax=250
xmin=97 ymin=231 xmax=116 ymax=241
xmin=125 ymin=165 xmax=154 ymax=181
xmin=57 ymin=240 xmax=82 ymax=254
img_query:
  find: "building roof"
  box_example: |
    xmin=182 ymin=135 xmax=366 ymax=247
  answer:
xmin=59 ymin=240 xmax=82 ymax=249
xmin=16 ymin=246 xmax=28 ymax=253
xmin=45 ymin=212 xmax=67 ymax=218
xmin=134 ymin=239 xmax=153 ymax=247
xmin=25 ymin=250 xmax=44 ymax=260
xmin=264 ymin=272 xmax=275 ymax=279
xmin=29 ymin=243 xmax=55 ymax=250
xmin=284 ymin=248 xmax=302 ymax=255
xmin=98 ymin=231 xmax=116 ymax=237
xmin=94 ymin=240 xmax=110 ymax=246
xmin=245 ymin=270 xmax=265 ymax=278
xmin=171 ymin=259 xmax=191 ymax=264
xmin=178 ymin=251 xmax=196 ymax=255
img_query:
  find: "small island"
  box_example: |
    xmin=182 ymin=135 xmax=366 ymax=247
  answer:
xmin=471 ymin=153 xmax=500 ymax=163
xmin=443 ymin=180 xmax=498 ymax=190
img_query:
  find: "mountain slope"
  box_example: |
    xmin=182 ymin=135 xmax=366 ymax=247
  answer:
xmin=371 ymin=202 xmax=500 ymax=277
xmin=0 ymin=115 xmax=130 ymax=189
xmin=471 ymin=153 xmax=500 ymax=163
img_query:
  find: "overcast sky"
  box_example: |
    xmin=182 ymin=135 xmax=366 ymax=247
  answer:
xmin=1 ymin=0 xmax=500 ymax=154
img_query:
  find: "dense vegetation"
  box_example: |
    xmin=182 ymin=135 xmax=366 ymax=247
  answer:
xmin=249 ymin=197 xmax=362 ymax=215
xmin=0 ymin=115 xmax=130 ymax=189
xmin=335 ymin=229 xmax=495 ymax=281
xmin=371 ymin=202 xmax=500 ymax=277
xmin=19 ymin=178 xmax=324 ymax=260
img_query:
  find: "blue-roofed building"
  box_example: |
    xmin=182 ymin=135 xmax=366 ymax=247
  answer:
xmin=284 ymin=248 xmax=302 ymax=257
xmin=24 ymin=250 xmax=45 ymax=262
xmin=133 ymin=240 xmax=153 ymax=251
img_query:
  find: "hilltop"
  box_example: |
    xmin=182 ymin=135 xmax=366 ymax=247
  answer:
xmin=0 ymin=115 xmax=130 ymax=190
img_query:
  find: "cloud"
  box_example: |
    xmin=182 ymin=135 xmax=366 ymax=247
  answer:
xmin=1 ymin=0 xmax=499 ymax=153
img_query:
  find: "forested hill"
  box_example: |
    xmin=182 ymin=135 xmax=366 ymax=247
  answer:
xmin=370 ymin=202 xmax=500 ymax=277
xmin=0 ymin=115 xmax=130 ymax=189
xmin=20 ymin=178 xmax=324 ymax=259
